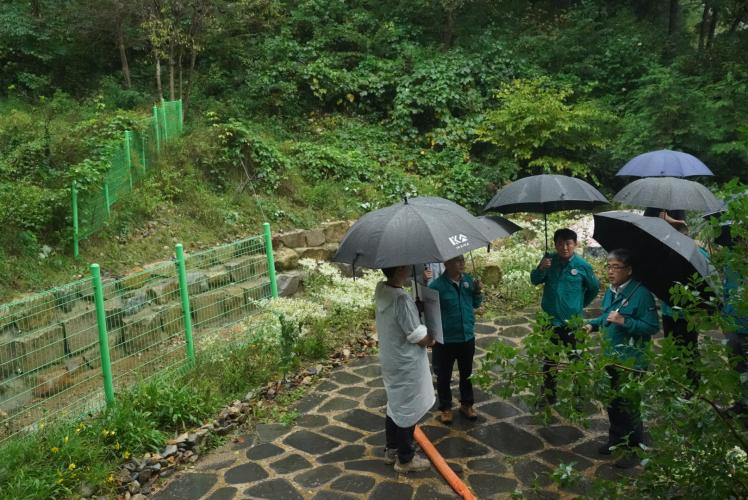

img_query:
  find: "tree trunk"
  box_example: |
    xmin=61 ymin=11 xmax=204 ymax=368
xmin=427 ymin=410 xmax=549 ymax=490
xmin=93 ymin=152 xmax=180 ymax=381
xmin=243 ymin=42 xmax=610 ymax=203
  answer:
xmin=178 ymin=46 xmax=184 ymax=99
xmin=442 ymin=9 xmax=455 ymax=49
xmin=183 ymin=47 xmax=197 ymax=118
xmin=707 ymin=6 xmax=719 ymax=49
xmin=698 ymin=2 xmax=710 ymax=51
xmin=30 ymin=0 xmax=42 ymax=18
xmin=168 ymin=45 xmax=176 ymax=101
xmin=117 ymin=23 xmax=132 ymax=89
xmin=668 ymin=0 xmax=679 ymax=35
xmin=155 ymin=55 xmax=163 ymax=99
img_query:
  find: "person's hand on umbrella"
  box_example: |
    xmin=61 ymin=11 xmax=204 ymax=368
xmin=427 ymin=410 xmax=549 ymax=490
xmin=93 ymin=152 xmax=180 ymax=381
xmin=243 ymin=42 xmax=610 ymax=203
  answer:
xmin=583 ymin=323 xmax=593 ymax=333
xmin=538 ymin=256 xmax=552 ymax=270
xmin=423 ymin=267 xmax=433 ymax=285
xmin=607 ymin=310 xmax=625 ymax=325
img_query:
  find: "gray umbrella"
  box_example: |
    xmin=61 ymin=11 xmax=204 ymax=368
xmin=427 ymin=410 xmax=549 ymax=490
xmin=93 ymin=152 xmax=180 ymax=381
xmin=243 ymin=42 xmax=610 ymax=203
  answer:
xmin=615 ymin=149 xmax=714 ymax=177
xmin=613 ymin=177 xmax=723 ymax=213
xmin=484 ymin=174 xmax=608 ymax=251
xmin=592 ymin=211 xmax=715 ymax=305
xmin=333 ymin=197 xmax=493 ymax=269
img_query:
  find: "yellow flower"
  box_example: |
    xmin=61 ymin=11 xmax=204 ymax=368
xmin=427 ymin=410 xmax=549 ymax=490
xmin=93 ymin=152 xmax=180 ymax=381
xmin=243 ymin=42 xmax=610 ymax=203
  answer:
xmin=51 ymin=447 xmax=59 ymax=454
xmin=64 ymin=436 xmax=69 ymax=444
xmin=107 ymin=474 xmax=115 ymax=483
xmin=114 ymin=441 xmax=121 ymax=450
xmin=68 ymin=463 xmax=76 ymax=471
xmin=123 ymin=450 xmax=131 ymax=459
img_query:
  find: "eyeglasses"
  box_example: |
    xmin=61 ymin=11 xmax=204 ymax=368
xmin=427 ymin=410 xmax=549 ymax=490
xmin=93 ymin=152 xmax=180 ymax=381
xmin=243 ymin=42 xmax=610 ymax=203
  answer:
xmin=606 ymin=264 xmax=629 ymax=271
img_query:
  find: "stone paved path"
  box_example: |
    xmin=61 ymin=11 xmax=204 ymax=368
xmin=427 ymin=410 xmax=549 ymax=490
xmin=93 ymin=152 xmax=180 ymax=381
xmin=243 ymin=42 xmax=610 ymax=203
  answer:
xmin=152 ymin=314 xmax=637 ymax=499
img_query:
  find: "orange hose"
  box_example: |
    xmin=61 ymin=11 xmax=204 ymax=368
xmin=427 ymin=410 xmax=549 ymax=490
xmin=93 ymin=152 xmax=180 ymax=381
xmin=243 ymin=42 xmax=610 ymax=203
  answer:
xmin=414 ymin=425 xmax=477 ymax=500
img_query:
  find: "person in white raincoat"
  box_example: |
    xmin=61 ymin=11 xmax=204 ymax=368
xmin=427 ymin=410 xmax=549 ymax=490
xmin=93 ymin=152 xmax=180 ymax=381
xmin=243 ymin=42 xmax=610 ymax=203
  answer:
xmin=375 ymin=266 xmax=435 ymax=472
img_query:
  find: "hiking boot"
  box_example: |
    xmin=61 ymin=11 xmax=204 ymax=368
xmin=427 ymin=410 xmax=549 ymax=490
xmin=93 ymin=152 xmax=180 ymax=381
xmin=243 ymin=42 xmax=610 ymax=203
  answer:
xmin=438 ymin=409 xmax=453 ymax=425
xmin=383 ymin=447 xmax=397 ymax=465
xmin=394 ymin=454 xmax=430 ymax=473
xmin=459 ymin=404 xmax=478 ymax=421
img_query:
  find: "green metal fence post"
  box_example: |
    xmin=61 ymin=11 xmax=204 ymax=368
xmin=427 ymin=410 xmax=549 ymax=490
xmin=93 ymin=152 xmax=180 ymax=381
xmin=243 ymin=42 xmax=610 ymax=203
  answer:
xmin=175 ymin=244 xmax=195 ymax=364
xmin=124 ymin=130 xmax=133 ymax=190
xmin=141 ymin=134 xmax=147 ymax=173
xmin=263 ymin=223 xmax=279 ymax=298
xmin=160 ymin=101 xmax=168 ymax=141
xmin=72 ymin=181 xmax=79 ymax=259
xmin=103 ymin=183 xmax=111 ymax=218
xmin=91 ymin=264 xmax=115 ymax=406
xmin=153 ymin=105 xmax=161 ymax=154
xmin=176 ymin=99 xmax=183 ymax=134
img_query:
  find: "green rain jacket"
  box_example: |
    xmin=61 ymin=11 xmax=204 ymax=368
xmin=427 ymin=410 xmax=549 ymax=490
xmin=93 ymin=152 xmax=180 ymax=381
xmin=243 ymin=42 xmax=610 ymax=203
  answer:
xmin=530 ymin=253 xmax=600 ymax=327
xmin=429 ymin=273 xmax=482 ymax=344
xmin=589 ymin=279 xmax=660 ymax=370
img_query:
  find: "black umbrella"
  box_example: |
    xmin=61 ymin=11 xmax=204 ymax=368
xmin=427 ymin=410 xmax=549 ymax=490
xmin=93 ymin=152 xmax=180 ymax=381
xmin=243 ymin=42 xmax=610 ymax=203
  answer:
xmin=484 ymin=174 xmax=608 ymax=251
xmin=613 ymin=177 xmax=723 ymax=213
xmin=592 ymin=211 xmax=715 ymax=305
xmin=333 ymin=197 xmax=493 ymax=269
xmin=477 ymin=215 xmax=523 ymax=245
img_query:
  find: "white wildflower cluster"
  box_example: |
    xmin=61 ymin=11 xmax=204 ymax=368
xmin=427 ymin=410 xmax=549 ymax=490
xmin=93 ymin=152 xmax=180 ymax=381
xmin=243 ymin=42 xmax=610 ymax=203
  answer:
xmin=264 ymin=296 xmax=327 ymax=326
xmin=726 ymin=446 xmax=748 ymax=477
xmin=299 ymin=259 xmax=380 ymax=311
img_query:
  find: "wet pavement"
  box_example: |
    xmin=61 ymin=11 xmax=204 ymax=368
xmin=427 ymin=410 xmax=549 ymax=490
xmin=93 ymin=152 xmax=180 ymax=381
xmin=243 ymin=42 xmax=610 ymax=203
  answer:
xmin=152 ymin=314 xmax=635 ymax=499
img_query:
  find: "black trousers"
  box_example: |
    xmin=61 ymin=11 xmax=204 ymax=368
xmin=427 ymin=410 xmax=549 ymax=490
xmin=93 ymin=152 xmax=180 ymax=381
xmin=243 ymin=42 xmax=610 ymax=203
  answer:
xmin=543 ymin=326 xmax=577 ymax=400
xmin=663 ymin=315 xmax=700 ymax=388
xmin=606 ymin=366 xmax=644 ymax=447
xmin=385 ymin=415 xmax=415 ymax=463
xmin=432 ymin=339 xmax=475 ymax=410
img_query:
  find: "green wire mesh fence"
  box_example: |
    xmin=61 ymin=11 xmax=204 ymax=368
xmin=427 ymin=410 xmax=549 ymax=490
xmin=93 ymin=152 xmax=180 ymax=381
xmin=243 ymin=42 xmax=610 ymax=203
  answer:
xmin=0 ymin=227 xmax=277 ymax=446
xmin=72 ymin=99 xmax=183 ymax=258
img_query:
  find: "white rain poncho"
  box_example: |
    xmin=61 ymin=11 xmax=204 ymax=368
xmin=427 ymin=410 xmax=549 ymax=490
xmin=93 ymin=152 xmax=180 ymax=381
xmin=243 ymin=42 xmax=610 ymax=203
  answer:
xmin=374 ymin=281 xmax=435 ymax=428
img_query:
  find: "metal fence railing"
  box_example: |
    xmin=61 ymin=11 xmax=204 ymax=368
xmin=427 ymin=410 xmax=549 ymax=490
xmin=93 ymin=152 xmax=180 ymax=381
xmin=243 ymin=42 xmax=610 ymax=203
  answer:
xmin=0 ymin=224 xmax=278 ymax=445
xmin=72 ymin=99 xmax=183 ymax=258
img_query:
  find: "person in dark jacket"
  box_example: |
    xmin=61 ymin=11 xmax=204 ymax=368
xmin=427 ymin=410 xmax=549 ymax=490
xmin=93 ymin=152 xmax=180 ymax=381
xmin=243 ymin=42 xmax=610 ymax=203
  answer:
xmin=429 ymin=254 xmax=483 ymax=424
xmin=530 ymin=228 xmax=600 ymax=404
xmin=584 ymin=248 xmax=659 ymax=469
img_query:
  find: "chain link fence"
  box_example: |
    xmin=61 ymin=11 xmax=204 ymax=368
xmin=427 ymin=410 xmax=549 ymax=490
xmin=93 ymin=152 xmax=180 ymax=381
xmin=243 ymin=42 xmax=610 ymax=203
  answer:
xmin=72 ymin=99 xmax=183 ymax=257
xmin=0 ymin=226 xmax=277 ymax=445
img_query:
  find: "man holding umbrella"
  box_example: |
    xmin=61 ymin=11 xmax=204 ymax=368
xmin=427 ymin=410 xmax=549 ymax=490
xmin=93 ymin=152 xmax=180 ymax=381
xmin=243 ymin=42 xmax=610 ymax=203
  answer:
xmin=530 ymin=228 xmax=600 ymax=405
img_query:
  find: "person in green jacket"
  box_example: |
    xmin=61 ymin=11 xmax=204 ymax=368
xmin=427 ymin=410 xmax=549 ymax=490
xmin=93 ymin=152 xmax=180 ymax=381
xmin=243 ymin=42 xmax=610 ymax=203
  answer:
xmin=530 ymin=228 xmax=600 ymax=404
xmin=584 ymin=248 xmax=659 ymax=469
xmin=429 ymin=254 xmax=483 ymax=424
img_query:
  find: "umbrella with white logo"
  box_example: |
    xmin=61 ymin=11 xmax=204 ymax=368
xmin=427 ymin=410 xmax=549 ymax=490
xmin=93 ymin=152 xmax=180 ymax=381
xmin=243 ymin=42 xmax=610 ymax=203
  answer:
xmin=333 ymin=196 xmax=494 ymax=270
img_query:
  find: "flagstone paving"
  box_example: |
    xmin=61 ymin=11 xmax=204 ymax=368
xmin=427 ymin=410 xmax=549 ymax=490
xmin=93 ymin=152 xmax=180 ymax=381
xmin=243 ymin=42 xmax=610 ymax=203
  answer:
xmin=152 ymin=314 xmax=642 ymax=500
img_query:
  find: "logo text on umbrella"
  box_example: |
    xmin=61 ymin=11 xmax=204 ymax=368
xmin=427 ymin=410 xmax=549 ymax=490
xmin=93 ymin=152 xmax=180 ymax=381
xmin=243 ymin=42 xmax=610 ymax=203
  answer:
xmin=448 ymin=234 xmax=469 ymax=249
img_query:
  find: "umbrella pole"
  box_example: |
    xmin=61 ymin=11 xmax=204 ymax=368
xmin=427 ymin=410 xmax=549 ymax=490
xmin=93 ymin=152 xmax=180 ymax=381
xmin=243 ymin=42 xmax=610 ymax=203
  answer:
xmin=469 ymin=251 xmax=476 ymax=274
xmin=544 ymin=213 xmax=549 ymax=255
xmin=412 ymin=265 xmax=425 ymax=324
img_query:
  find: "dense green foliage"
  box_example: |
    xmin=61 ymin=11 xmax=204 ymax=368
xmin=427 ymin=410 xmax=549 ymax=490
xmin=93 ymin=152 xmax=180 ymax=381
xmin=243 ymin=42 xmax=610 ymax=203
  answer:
xmin=2 ymin=0 xmax=746 ymax=260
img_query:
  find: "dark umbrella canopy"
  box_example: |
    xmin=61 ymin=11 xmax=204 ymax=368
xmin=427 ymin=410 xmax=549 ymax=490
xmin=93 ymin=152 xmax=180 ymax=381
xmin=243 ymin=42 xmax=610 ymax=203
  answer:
xmin=477 ymin=215 xmax=523 ymax=241
xmin=613 ymin=177 xmax=723 ymax=213
xmin=592 ymin=211 xmax=715 ymax=305
xmin=484 ymin=174 xmax=608 ymax=251
xmin=616 ymin=150 xmax=714 ymax=177
xmin=333 ymin=197 xmax=493 ymax=269
xmin=484 ymin=174 xmax=608 ymax=214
